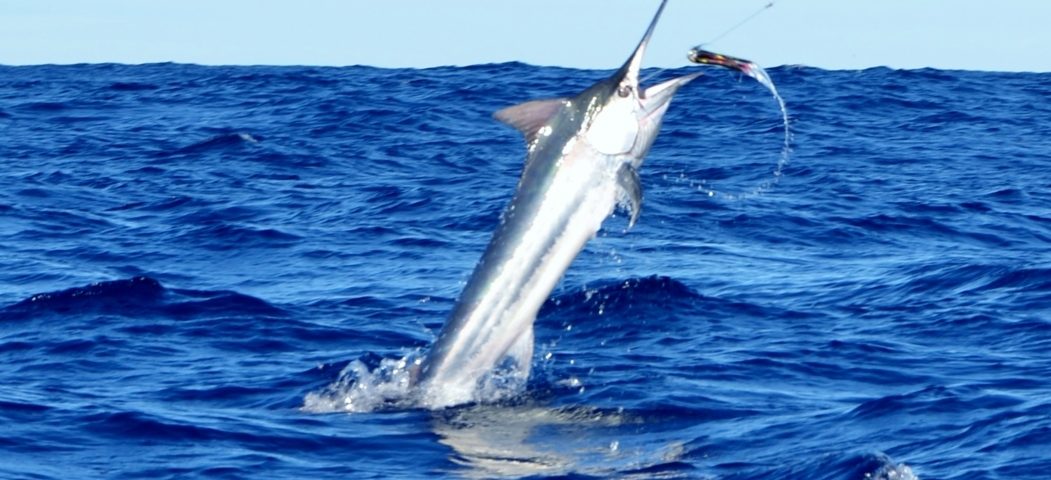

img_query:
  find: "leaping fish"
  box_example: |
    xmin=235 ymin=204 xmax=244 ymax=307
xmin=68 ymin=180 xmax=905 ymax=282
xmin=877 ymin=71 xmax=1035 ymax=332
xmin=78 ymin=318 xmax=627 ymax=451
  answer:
xmin=413 ymin=0 xmax=758 ymax=407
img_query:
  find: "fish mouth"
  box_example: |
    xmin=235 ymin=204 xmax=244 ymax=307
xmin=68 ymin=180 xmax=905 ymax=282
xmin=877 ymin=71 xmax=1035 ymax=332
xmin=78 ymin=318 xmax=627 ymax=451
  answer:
xmin=640 ymin=72 xmax=703 ymax=120
xmin=688 ymin=47 xmax=757 ymax=76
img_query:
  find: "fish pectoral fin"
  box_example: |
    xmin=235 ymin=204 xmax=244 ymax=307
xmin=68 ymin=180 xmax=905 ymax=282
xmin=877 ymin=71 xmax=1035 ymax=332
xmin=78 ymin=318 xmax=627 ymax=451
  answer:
xmin=493 ymin=98 xmax=567 ymax=145
xmin=617 ymin=163 xmax=643 ymax=229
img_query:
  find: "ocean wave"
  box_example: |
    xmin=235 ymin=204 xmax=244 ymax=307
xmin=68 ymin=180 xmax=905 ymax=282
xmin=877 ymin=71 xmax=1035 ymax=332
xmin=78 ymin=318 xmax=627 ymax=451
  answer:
xmin=848 ymin=384 xmax=1025 ymax=419
xmin=3 ymin=62 xmax=1051 ymax=478
xmin=168 ymin=132 xmax=262 ymax=156
xmin=108 ymin=81 xmax=160 ymax=92
xmin=1 ymin=276 xmax=284 ymax=320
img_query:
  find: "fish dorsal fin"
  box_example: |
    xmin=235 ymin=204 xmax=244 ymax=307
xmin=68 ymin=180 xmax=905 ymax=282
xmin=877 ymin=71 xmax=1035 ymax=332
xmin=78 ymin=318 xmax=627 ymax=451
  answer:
xmin=493 ymin=98 xmax=566 ymax=144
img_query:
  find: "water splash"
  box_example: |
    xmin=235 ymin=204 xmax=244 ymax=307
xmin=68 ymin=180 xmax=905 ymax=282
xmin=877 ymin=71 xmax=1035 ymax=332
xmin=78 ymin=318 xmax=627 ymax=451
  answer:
xmin=866 ymin=459 xmax=919 ymax=480
xmin=301 ymin=353 xmax=529 ymax=413
xmin=302 ymin=356 xmax=418 ymax=413
xmin=688 ymin=47 xmax=792 ymax=199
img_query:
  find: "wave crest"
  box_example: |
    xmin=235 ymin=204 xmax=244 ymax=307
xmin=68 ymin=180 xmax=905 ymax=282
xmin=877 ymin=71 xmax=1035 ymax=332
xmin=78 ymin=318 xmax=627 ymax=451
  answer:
xmin=1 ymin=276 xmax=283 ymax=320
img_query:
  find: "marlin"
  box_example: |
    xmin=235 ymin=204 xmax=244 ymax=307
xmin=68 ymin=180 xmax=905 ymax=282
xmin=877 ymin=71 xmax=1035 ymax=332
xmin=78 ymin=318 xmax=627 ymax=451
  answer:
xmin=415 ymin=0 xmax=718 ymax=407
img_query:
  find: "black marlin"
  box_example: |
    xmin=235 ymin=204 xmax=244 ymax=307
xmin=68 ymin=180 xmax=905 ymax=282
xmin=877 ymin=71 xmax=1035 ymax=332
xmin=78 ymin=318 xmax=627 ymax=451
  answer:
xmin=414 ymin=0 xmax=738 ymax=407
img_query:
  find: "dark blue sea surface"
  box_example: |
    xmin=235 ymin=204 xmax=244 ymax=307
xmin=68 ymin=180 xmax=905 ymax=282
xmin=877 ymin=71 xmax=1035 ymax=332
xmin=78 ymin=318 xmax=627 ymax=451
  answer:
xmin=1 ymin=62 xmax=1049 ymax=479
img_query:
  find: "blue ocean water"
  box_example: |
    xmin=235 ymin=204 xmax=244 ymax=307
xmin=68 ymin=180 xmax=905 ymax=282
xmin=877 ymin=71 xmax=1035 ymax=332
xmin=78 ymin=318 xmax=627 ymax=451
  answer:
xmin=1 ymin=61 xmax=1049 ymax=479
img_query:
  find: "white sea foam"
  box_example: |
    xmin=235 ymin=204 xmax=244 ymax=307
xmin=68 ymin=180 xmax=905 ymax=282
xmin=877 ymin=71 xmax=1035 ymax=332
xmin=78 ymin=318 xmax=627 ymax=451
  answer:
xmin=866 ymin=461 xmax=919 ymax=480
xmin=301 ymin=356 xmax=417 ymax=413
xmin=301 ymin=354 xmax=529 ymax=413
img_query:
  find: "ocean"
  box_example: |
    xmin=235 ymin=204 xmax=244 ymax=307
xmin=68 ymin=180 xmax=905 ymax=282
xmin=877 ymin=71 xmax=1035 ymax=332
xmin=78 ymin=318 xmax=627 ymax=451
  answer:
xmin=0 ymin=62 xmax=1049 ymax=479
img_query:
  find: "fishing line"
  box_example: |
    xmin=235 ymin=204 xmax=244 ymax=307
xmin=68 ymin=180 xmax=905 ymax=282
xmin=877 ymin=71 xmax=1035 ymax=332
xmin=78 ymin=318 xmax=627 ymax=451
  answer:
xmin=641 ymin=1 xmax=778 ymax=89
xmin=704 ymin=1 xmax=777 ymax=47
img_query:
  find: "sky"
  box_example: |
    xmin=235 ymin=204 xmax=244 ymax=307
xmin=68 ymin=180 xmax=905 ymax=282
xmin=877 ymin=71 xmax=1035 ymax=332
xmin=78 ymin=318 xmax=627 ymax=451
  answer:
xmin=2 ymin=0 xmax=1049 ymax=72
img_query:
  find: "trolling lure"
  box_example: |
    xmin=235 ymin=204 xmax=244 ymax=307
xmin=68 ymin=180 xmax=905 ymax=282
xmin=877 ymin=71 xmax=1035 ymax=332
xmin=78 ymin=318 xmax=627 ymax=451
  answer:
xmin=687 ymin=48 xmax=754 ymax=69
xmin=688 ymin=47 xmax=772 ymax=88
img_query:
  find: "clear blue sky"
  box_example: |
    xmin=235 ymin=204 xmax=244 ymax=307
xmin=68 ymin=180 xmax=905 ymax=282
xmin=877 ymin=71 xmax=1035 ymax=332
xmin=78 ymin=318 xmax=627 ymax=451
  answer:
xmin=2 ymin=0 xmax=1048 ymax=72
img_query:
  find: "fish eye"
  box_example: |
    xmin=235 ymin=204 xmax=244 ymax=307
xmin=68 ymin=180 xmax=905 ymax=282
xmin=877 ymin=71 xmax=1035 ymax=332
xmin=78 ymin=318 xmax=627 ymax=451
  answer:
xmin=617 ymin=85 xmax=632 ymax=98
